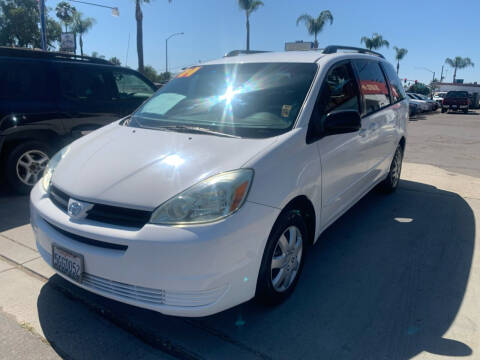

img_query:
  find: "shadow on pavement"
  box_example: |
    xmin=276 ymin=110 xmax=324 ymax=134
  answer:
xmin=0 ymin=192 xmax=29 ymax=232
xmin=37 ymin=180 xmax=475 ymax=360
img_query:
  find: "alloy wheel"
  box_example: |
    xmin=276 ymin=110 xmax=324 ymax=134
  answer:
xmin=16 ymin=150 xmax=49 ymax=186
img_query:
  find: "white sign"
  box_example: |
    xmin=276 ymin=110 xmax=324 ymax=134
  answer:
xmin=285 ymin=41 xmax=314 ymax=51
xmin=61 ymin=32 xmax=75 ymax=53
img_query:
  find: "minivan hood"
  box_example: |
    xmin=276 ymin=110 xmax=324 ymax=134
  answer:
xmin=52 ymin=124 xmax=277 ymax=210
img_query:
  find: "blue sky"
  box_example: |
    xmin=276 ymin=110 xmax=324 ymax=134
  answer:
xmin=47 ymin=0 xmax=480 ymax=84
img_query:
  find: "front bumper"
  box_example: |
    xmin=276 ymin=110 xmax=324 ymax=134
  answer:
xmin=30 ymin=183 xmax=280 ymax=317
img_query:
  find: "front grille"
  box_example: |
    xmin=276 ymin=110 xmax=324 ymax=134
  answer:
xmin=82 ymin=273 xmax=228 ymax=307
xmin=49 ymin=185 xmax=151 ymax=228
xmin=46 ymin=220 xmax=128 ymax=251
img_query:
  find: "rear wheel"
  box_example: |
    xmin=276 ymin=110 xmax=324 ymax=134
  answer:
xmin=441 ymin=108 xmax=447 ymax=113
xmin=5 ymin=141 xmax=51 ymax=195
xmin=464 ymin=109 xmax=468 ymax=114
xmin=378 ymin=145 xmax=403 ymax=193
xmin=256 ymin=210 xmax=307 ymax=305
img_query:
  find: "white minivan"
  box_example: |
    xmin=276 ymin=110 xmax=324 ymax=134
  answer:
xmin=31 ymin=46 xmax=407 ymax=317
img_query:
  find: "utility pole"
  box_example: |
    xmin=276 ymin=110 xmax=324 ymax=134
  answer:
xmin=39 ymin=0 xmax=47 ymax=50
xmin=165 ymin=32 xmax=184 ymax=73
xmin=440 ymin=65 xmax=444 ymax=82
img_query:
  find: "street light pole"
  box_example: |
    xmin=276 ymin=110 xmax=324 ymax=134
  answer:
xmin=39 ymin=0 xmax=47 ymax=50
xmin=165 ymin=32 xmax=184 ymax=73
xmin=416 ymin=67 xmax=436 ymax=98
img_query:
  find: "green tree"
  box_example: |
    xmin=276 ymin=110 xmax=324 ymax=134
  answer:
xmin=135 ymin=0 xmax=172 ymax=74
xmin=238 ymin=0 xmax=264 ymax=51
xmin=91 ymin=51 xmax=105 ymax=59
xmin=0 ymin=0 xmax=61 ymax=49
xmin=407 ymin=82 xmax=430 ymax=96
xmin=55 ymin=1 xmax=76 ymax=32
xmin=157 ymin=71 xmax=171 ymax=83
xmin=296 ymin=11 xmax=333 ymax=49
xmin=393 ymin=46 xmax=408 ymax=75
xmin=445 ymin=57 xmax=474 ymax=83
xmin=72 ymin=12 xmax=95 ymax=56
xmin=143 ymin=65 xmax=158 ymax=82
xmin=109 ymin=56 xmax=121 ymax=65
xmin=360 ymin=33 xmax=389 ymax=50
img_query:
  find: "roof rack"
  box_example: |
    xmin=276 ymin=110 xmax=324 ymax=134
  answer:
xmin=0 ymin=46 xmax=112 ymax=65
xmin=224 ymin=50 xmax=270 ymax=57
xmin=322 ymin=45 xmax=385 ymax=59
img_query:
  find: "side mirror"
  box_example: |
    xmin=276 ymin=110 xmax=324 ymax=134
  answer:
xmin=324 ymin=110 xmax=361 ymax=136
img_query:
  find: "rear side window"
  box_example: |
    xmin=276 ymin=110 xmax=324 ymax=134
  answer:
xmin=353 ymin=60 xmax=391 ymax=116
xmin=0 ymin=60 xmax=52 ymax=101
xmin=59 ymin=65 xmax=115 ymax=101
xmin=446 ymin=91 xmax=468 ymax=98
xmin=382 ymin=62 xmax=406 ymax=103
xmin=113 ymin=71 xmax=155 ymax=99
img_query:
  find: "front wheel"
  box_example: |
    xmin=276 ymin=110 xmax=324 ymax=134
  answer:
xmin=256 ymin=210 xmax=308 ymax=305
xmin=5 ymin=141 xmax=51 ymax=195
xmin=378 ymin=145 xmax=403 ymax=193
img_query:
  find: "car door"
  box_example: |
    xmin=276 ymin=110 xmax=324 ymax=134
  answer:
xmin=310 ymin=60 xmax=373 ymax=228
xmin=352 ymin=59 xmax=394 ymax=179
xmin=57 ymin=63 xmax=119 ymax=139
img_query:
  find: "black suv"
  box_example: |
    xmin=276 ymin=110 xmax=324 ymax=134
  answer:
xmin=0 ymin=47 xmax=157 ymax=194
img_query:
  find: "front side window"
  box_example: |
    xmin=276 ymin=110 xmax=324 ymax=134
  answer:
xmin=113 ymin=71 xmax=155 ymax=99
xmin=129 ymin=63 xmax=318 ymax=138
xmin=307 ymin=62 xmax=360 ymax=141
xmin=353 ymin=60 xmax=391 ymax=116
xmin=382 ymin=62 xmax=406 ymax=103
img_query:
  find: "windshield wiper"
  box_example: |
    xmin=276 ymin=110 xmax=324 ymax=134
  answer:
xmin=157 ymin=125 xmax=241 ymax=138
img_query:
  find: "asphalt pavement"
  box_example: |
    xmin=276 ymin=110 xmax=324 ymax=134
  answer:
xmin=1 ymin=109 xmax=480 ymax=360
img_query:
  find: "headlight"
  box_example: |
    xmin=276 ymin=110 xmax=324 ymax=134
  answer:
xmin=150 ymin=169 xmax=254 ymax=225
xmin=42 ymin=146 xmax=70 ymax=193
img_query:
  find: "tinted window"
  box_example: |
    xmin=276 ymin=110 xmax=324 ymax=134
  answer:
xmin=131 ymin=63 xmax=317 ymax=138
xmin=59 ymin=65 xmax=115 ymax=101
xmin=446 ymin=91 xmax=468 ymax=98
xmin=318 ymin=62 xmax=360 ymax=116
xmin=353 ymin=60 xmax=391 ymax=116
xmin=382 ymin=62 xmax=406 ymax=103
xmin=0 ymin=60 xmax=52 ymax=101
xmin=113 ymin=71 xmax=155 ymax=99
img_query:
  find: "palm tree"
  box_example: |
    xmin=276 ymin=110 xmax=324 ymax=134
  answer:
xmin=238 ymin=0 xmax=264 ymax=51
xmin=393 ymin=46 xmax=408 ymax=75
xmin=55 ymin=1 xmax=77 ymax=32
xmin=445 ymin=57 xmax=474 ymax=83
xmin=136 ymin=0 xmax=172 ymax=74
xmin=360 ymin=33 xmax=389 ymax=51
xmin=296 ymin=11 xmax=333 ymax=49
xmin=73 ymin=12 xmax=96 ymax=57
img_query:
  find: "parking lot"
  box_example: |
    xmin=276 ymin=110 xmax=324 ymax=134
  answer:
xmin=1 ymin=110 xmax=480 ymax=360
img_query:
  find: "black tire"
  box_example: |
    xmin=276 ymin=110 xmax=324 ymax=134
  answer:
xmin=378 ymin=145 xmax=403 ymax=193
xmin=256 ymin=210 xmax=308 ymax=305
xmin=464 ymin=109 xmax=468 ymax=114
xmin=5 ymin=141 xmax=51 ymax=195
xmin=441 ymin=108 xmax=447 ymax=113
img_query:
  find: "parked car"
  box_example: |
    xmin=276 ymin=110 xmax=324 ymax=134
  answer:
xmin=441 ymin=91 xmax=470 ymax=113
xmin=407 ymin=93 xmax=430 ymax=112
xmin=413 ymin=93 xmax=438 ymax=111
xmin=0 ymin=47 xmax=157 ymax=194
xmin=31 ymin=46 xmax=408 ymax=317
xmin=409 ymin=101 xmax=419 ymax=117
xmin=433 ymin=91 xmax=447 ymax=106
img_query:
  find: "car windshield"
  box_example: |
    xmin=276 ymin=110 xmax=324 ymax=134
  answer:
xmin=446 ymin=91 xmax=468 ymax=98
xmin=129 ymin=63 xmax=318 ymax=138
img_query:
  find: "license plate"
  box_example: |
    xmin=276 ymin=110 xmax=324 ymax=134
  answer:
xmin=52 ymin=245 xmax=83 ymax=282
xmin=452 ymin=105 xmax=457 ymax=108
